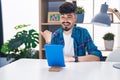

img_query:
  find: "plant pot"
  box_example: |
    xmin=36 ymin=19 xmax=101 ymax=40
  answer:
xmin=76 ymin=14 xmax=84 ymax=23
xmin=104 ymin=40 xmax=114 ymax=51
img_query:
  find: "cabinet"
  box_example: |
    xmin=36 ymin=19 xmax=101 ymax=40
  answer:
xmin=39 ymin=0 xmax=65 ymax=59
xmin=39 ymin=0 xmax=120 ymax=59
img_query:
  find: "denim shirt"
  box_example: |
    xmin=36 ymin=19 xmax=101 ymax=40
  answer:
xmin=51 ymin=26 xmax=103 ymax=61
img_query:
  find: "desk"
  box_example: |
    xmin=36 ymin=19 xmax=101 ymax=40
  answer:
xmin=0 ymin=59 xmax=120 ymax=80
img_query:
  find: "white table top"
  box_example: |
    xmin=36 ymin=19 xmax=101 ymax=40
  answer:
xmin=0 ymin=59 xmax=120 ymax=80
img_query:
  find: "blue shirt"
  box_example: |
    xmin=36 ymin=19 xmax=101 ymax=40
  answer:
xmin=51 ymin=26 xmax=103 ymax=61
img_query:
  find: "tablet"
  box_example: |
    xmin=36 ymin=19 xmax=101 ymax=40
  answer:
xmin=44 ymin=44 xmax=65 ymax=67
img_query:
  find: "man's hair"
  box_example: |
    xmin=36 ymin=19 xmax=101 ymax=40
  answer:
xmin=59 ymin=2 xmax=77 ymax=14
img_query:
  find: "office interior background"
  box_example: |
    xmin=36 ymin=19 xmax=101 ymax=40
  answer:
xmin=0 ymin=0 xmax=120 ymax=59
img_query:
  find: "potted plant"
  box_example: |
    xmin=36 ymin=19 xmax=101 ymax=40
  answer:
xmin=0 ymin=24 xmax=39 ymax=62
xmin=103 ymin=32 xmax=115 ymax=51
xmin=76 ymin=6 xmax=85 ymax=23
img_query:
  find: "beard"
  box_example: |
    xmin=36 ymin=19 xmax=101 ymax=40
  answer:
xmin=62 ymin=22 xmax=71 ymax=31
xmin=63 ymin=27 xmax=71 ymax=31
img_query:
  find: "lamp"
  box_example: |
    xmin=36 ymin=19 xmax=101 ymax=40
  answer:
xmin=108 ymin=8 xmax=120 ymax=21
xmin=92 ymin=3 xmax=120 ymax=69
xmin=92 ymin=2 xmax=111 ymax=26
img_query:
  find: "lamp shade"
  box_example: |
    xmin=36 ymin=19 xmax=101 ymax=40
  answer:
xmin=92 ymin=2 xmax=111 ymax=26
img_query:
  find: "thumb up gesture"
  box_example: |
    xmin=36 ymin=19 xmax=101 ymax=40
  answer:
xmin=40 ymin=30 xmax=52 ymax=44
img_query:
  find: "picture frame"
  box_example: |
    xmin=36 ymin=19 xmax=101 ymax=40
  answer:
xmin=108 ymin=13 xmax=113 ymax=23
xmin=48 ymin=12 xmax=61 ymax=23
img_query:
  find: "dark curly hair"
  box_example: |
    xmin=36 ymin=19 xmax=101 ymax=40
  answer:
xmin=59 ymin=2 xmax=77 ymax=14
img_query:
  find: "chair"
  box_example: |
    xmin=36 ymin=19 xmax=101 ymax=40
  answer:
xmin=105 ymin=48 xmax=120 ymax=62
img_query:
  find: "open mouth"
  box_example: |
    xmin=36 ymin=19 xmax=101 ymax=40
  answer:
xmin=62 ymin=22 xmax=71 ymax=26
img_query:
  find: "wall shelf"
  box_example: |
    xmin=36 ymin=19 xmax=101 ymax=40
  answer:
xmin=41 ymin=23 xmax=61 ymax=25
xmin=39 ymin=0 xmax=120 ymax=59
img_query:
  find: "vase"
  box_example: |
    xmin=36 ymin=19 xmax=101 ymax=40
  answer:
xmin=104 ymin=40 xmax=114 ymax=51
xmin=76 ymin=14 xmax=84 ymax=23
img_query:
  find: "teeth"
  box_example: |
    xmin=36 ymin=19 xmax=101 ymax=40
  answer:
xmin=64 ymin=23 xmax=69 ymax=26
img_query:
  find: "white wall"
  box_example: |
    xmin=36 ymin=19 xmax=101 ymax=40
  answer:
xmin=1 ymin=0 xmax=120 ymax=50
xmin=76 ymin=0 xmax=120 ymax=50
xmin=2 ymin=0 xmax=39 ymax=42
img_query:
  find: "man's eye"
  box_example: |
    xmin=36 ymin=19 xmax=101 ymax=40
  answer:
xmin=61 ymin=17 xmax=65 ymax=18
xmin=68 ymin=16 xmax=72 ymax=18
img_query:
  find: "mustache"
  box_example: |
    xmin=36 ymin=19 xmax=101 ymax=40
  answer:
xmin=62 ymin=22 xmax=70 ymax=24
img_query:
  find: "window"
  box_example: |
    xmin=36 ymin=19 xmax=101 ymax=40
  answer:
xmin=2 ymin=0 xmax=39 ymax=43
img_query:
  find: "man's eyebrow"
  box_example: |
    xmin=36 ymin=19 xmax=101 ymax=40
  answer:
xmin=67 ymin=14 xmax=72 ymax=16
xmin=67 ymin=14 xmax=73 ymax=16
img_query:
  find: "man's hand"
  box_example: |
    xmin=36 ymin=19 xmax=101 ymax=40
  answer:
xmin=64 ymin=56 xmax=75 ymax=62
xmin=40 ymin=30 xmax=52 ymax=44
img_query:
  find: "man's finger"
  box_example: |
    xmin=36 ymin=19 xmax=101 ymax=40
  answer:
xmin=40 ymin=31 xmax=44 ymax=36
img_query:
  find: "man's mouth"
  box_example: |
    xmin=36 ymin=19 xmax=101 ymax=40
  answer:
xmin=62 ymin=22 xmax=70 ymax=26
xmin=62 ymin=22 xmax=71 ymax=31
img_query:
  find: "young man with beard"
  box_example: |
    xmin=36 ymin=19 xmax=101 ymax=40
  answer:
xmin=40 ymin=2 xmax=103 ymax=62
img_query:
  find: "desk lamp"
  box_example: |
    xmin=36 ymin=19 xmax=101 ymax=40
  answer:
xmin=92 ymin=2 xmax=111 ymax=26
xmin=92 ymin=2 xmax=120 ymax=69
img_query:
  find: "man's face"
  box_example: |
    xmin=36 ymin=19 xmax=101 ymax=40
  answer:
xmin=60 ymin=13 xmax=76 ymax=31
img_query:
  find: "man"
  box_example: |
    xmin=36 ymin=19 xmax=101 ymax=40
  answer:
xmin=41 ymin=2 xmax=103 ymax=62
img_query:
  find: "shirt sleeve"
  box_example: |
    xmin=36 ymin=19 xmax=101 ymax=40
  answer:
xmin=50 ymin=28 xmax=64 ymax=45
xmin=83 ymin=29 xmax=103 ymax=61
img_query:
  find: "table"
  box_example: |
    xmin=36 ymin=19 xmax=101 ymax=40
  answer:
xmin=0 ymin=59 xmax=120 ymax=80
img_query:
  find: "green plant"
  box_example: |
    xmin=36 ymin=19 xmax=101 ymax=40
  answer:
xmin=76 ymin=7 xmax=85 ymax=14
xmin=0 ymin=24 xmax=39 ymax=62
xmin=103 ymin=32 xmax=115 ymax=40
